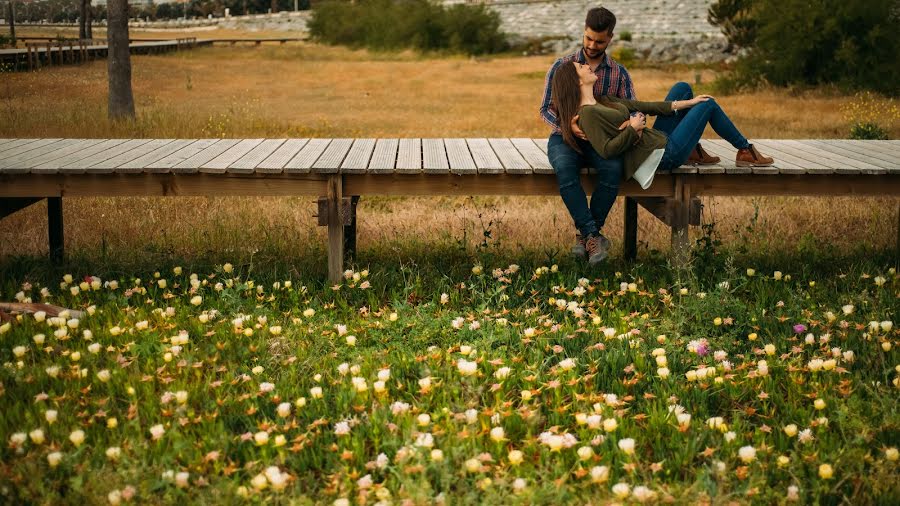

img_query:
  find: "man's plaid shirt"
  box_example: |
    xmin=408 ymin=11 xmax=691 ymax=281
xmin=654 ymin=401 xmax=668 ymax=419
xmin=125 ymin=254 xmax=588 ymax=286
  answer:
xmin=539 ymin=49 xmax=636 ymax=134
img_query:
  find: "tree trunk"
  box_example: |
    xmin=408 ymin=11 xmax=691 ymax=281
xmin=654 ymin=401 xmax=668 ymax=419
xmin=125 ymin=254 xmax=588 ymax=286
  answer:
xmin=271 ymin=0 xmax=277 ymax=14
xmin=107 ymin=0 xmax=134 ymax=120
xmin=85 ymin=0 xmax=92 ymax=40
xmin=7 ymin=0 xmax=15 ymax=46
xmin=79 ymin=0 xmax=85 ymax=39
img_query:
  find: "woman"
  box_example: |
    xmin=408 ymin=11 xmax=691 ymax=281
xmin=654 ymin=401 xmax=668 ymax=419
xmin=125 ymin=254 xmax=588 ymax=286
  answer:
xmin=550 ymin=61 xmax=774 ymax=264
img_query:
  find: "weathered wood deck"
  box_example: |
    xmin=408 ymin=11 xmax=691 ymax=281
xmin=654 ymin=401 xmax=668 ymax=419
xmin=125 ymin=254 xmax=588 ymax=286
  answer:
xmin=0 ymin=38 xmax=211 ymax=71
xmin=1 ymin=138 xmax=897 ymax=280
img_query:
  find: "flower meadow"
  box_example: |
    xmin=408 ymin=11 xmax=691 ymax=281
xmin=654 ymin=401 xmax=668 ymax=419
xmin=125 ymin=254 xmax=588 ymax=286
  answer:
xmin=0 ymin=260 xmax=898 ymax=505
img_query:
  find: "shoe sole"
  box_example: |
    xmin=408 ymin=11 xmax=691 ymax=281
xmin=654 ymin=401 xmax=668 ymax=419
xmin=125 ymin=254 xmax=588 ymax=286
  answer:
xmin=588 ymin=250 xmax=608 ymax=265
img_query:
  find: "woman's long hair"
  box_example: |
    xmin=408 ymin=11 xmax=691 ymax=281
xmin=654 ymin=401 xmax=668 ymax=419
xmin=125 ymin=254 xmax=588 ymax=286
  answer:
xmin=551 ymin=62 xmax=583 ymax=154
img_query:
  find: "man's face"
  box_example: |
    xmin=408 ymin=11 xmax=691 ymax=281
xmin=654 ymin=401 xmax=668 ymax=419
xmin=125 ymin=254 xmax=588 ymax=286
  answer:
xmin=583 ymin=27 xmax=613 ymax=59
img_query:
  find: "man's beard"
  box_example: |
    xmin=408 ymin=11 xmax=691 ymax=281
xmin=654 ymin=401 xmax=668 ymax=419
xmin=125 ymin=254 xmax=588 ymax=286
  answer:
xmin=583 ymin=46 xmax=603 ymax=58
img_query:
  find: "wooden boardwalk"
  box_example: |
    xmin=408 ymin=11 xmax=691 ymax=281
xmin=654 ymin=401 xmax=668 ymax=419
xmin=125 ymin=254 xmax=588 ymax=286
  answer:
xmin=0 ymin=137 xmax=896 ymax=179
xmin=0 ymin=38 xmax=213 ymax=71
xmin=1 ymin=137 xmax=897 ymax=281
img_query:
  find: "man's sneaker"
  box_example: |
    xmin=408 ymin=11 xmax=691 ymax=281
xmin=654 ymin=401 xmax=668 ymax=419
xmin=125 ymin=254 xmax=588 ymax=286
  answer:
xmin=585 ymin=233 xmax=610 ymax=265
xmin=687 ymin=143 xmax=720 ymax=165
xmin=572 ymin=234 xmax=587 ymax=258
xmin=736 ymin=144 xmax=774 ymax=167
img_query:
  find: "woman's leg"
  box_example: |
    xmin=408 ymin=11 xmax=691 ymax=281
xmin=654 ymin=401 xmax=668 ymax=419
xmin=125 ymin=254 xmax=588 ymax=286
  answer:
xmin=548 ymin=134 xmax=600 ymax=239
xmin=661 ymin=99 xmax=751 ymax=168
xmin=652 ymin=81 xmax=693 ymax=135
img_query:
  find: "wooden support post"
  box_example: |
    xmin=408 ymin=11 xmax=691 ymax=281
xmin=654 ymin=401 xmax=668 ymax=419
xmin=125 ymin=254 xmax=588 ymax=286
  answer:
xmin=326 ymin=176 xmax=344 ymax=284
xmin=47 ymin=197 xmax=63 ymax=263
xmin=670 ymin=178 xmax=691 ymax=267
xmin=624 ymin=196 xmax=637 ymax=261
xmin=344 ymin=196 xmax=360 ymax=261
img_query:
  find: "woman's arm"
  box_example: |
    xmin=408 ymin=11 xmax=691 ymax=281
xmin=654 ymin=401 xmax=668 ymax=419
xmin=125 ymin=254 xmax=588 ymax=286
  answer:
xmin=579 ymin=108 xmax=642 ymax=159
xmin=606 ymin=96 xmax=674 ymax=116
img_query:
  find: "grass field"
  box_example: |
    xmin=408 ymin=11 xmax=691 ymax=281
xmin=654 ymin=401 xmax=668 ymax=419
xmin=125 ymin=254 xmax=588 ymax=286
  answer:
xmin=0 ymin=30 xmax=898 ymax=504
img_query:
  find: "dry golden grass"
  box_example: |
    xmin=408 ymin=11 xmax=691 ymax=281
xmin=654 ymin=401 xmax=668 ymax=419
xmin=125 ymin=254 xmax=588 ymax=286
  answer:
xmin=0 ymin=39 xmax=897 ymax=261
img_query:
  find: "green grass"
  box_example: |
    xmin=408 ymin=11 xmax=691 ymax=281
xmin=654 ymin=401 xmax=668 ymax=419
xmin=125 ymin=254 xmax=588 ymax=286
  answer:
xmin=0 ymin=245 xmax=898 ymax=504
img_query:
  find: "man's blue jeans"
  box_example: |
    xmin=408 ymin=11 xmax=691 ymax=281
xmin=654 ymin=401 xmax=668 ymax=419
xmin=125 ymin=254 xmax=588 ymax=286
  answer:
xmin=548 ymin=133 xmax=623 ymax=239
xmin=653 ymin=82 xmax=750 ymax=170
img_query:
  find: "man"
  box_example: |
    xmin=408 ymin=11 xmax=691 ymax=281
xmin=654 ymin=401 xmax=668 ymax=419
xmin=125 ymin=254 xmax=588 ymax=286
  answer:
xmin=540 ymin=7 xmax=717 ymax=265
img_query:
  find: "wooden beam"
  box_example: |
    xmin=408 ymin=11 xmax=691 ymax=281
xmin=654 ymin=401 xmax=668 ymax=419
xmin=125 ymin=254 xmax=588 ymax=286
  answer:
xmin=326 ymin=176 xmax=344 ymax=284
xmin=0 ymin=197 xmax=42 ymax=219
xmin=671 ymin=179 xmax=691 ymax=267
xmin=684 ymin=174 xmax=900 ymax=196
xmin=0 ymin=174 xmax=329 ymax=198
xmin=634 ymin=196 xmax=701 ymax=226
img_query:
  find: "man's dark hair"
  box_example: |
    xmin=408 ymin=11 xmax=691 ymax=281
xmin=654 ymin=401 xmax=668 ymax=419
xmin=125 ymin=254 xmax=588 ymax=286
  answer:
xmin=585 ymin=7 xmax=616 ymax=34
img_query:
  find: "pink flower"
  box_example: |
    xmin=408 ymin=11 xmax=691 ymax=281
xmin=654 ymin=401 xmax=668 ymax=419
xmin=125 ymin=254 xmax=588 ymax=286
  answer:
xmin=793 ymin=324 xmax=807 ymax=334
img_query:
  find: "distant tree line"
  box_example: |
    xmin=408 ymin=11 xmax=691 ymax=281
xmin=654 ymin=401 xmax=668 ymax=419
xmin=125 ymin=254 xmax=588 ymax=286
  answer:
xmin=8 ymin=0 xmax=310 ymax=23
xmin=709 ymin=0 xmax=899 ymax=95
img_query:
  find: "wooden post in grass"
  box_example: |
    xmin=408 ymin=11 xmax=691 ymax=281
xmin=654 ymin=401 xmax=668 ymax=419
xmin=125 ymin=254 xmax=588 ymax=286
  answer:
xmin=624 ymin=197 xmax=637 ymax=260
xmin=48 ymin=197 xmax=64 ymax=262
xmin=326 ymin=175 xmax=344 ymax=284
xmin=7 ymin=0 xmax=15 ymax=46
xmin=671 ymin=178 xmax=691 ymax=267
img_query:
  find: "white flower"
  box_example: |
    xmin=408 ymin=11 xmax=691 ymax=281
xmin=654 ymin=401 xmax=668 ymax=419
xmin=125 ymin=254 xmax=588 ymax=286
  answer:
xmin=377 ymin=368 xmax=391 ymax=381
xmin=277 ymin=402 xmax=291 ymax=418
xmin=415 ymin=433 xmax=434 ymax=448
xmin=612 ymin=482 xmax=631 ymax=499
xmin=490 ymin=427 xmax=506 ymax=442
xmin=357 ymin=474 xmax=373 ymax=489
xmin=465 ymin=409 xmax=479 ymax=424
xmin=345 ymin=335 xmax=357 ymax=346
xmin=45 ymin=410 xmax=58 ymax=424
xmin=494 ymin=367 xmax=511 ymax=380
xmin=29 ymin=429 xmax=45 ymax=444
xmin=417 ymin=413 xmax=431 ymax=427
xmin=508 ymin=449 xmax=524 ymax=465
xmin=558 ymin=358 xmax=576 ymax=371
xmin=512 ymin=478 xmax=527 ymax=492
xmin=464 ymin=458 xmax=482 ymax=473
xmin=798 ymin=428 xmax=815 ymax=444
xmin=105 ymin=446 xmax=121 ymax=460
xmin=150 ymin=424 xmax=165 ymax=440
xmin=47 ymin=451 xmax=63 ymax=467
xmin=738 ymin=445 xmax=756 ymax=463
xmin=457 ymin=359 xmax=477 ymax=376
xmin=882 ymin=321 xmax=893 ymax=332
xmin=69 ymin=430 xmax=85 ymax=447
xmin=632 ymin=485 xmax=656 ymax=503
xmin=254 ymin=431 xmax=270 ymax=445
xmin=577 ymin=446 xmax=594 ymax=460
xmin=590 ymin=465 xmax=609 ymax=483
xmin=841 ymin=304 xmax=854 ymax=315
xmin=618 ymin=438 xmax=635 ymax=455
xmin=259 ymin=382 xmax=275 ymax=393
xmin=175 ymin=471 xmax=190 ymax=488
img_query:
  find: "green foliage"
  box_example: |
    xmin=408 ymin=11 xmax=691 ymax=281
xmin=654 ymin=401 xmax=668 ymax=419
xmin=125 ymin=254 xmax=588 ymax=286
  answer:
xmin=308 ymin=0 xmax=508 ymax=55
xmin=708 ymin=0 xmax=900 ymax=95
xmin=612 ymin=47 xmax=636 ymax=67
xmin=618 ymin=31 xmax=632 ymax=42
xmin=849 ymin=122 xmax=889 ymax=140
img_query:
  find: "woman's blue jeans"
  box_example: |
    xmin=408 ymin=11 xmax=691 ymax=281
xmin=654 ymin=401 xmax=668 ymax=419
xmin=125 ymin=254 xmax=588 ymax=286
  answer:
xmin=653 ymin=82 xmax=751 ymax=170
xmin=548 ymin=134 xmax=623 ymax=239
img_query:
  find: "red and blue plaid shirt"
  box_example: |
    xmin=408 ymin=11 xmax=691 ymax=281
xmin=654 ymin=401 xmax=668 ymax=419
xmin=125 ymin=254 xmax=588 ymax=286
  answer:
xmin=540 ymin=49 xmax=636 ymax=134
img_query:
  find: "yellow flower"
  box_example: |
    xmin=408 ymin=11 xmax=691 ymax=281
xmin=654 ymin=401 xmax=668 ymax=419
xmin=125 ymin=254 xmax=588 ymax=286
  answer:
xmin=818 ymin=463 xmax=833 ymax=479
xmin=748 ymin=333 xmax=758 ymax=341
xmin=508 ymin=449 xmax=524 ymax=465
xmin=814 ymin=399 xmax=827 ymax=410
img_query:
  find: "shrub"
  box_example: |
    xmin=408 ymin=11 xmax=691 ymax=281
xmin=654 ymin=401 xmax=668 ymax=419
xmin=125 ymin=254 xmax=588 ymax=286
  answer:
xmin=308 ymin=0 xmax=508 ymax=55
xmin=619 ymin=30 xmax=632 ymax=42
xmin=841 ymin=91 xmax=897 ymax=140
xmin=708 ymin=0 xmax=900 ymax=95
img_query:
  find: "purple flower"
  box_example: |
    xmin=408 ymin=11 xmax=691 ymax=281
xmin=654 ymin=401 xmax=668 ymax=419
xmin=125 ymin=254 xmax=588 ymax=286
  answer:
xmin=696 ymin=343 xmax=709 ymax=356
xmin=793 ymin=324 xmax=807 ymax=334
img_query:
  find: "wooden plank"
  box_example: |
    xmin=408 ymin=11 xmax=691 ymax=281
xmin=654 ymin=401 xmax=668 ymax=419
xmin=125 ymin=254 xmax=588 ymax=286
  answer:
xmin=147 ymin=139 xmax=221 ymax=171
xmin=395 ymin=138 xmax=422 ymax=173
xmin=86 ymin=139 xmax=175 ymax=173
xmin=0 ymin=139 xmax=66 ymax=167
xmin=467 ymin=138 xmax=504 ymax=174
xmin=511 ymin=138 xmax=553 ymax=174
xmin=258 ymin=138 xmax=309 ymax=173
xmin=444 ymin=138 xmax=477 ymax=175
xmin=811 ymin=140 xmax=897 ymax=171
xmin=786 ymin=140 xmax=884 ymax=174
xmin=533 ymin=138 xmax=549 ymax=154
xmin=341 ymin=139 xmax=377 ymax=174
xmin=200 ymin=139 xmax=265 ymax=174
xmin=671 ymin=165 xmax=698 ymax=174
xmin=0 ymin=139 xmax=44 ymax=156
xmin=800 ymin=140 xmax=892 ymax=174
xmin=422 ymin=138 xmax=449 ymax=174
xmin=18 ymin=139 xmax=105 ymax=170
xmin=56 ymin=139 xmax=150 ymax=174
xmin=0 ymin=139 xmax=92 ymax=172
xmin=845 ymin=139 xmax=899 ymax=158
xmin=31 ymin=139 xmax=130 ymax=174
xmin=489 ymin=138 xmax=531 ymax=174
xmin=172 ymin=139 xmax=241 ymax=174
xmin=117 ymin=139 xmax=198 ymax=173
xmin=775 ymin=139 xmax=866 ymax=174
xmin=285 ymin=138 xmax=331 ymax=174
xmin=228 ymin=139 xmax=287 ymax=173
xmin=752 ymin=140 xmax=836 ymax=174
xmin=368 ymin=138 xmax=399 ymax=173
xmin=312 ymin=138 xmax=353 ymax=173
xmin=0 ymin=139 xmax=17 ymax=149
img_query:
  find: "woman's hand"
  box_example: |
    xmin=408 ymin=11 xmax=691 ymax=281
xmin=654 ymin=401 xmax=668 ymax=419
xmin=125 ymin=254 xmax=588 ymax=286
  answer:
xmin=684 ymin=95 xmax=714 ymax=108
xmin=571 ymin=115 xmax=588 ymax=140
xmin=629 ymin=112 xmax=646 ymax=131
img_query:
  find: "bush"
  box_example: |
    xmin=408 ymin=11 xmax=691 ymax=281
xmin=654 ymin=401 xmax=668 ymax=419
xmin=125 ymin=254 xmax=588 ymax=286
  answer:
xmin=709 ymin=0 xmax=900 ymax=95
xmin=308 ymin=0 xmax=508 ymax=55
xmin=619 ymin=30 xmax=632 ymax=42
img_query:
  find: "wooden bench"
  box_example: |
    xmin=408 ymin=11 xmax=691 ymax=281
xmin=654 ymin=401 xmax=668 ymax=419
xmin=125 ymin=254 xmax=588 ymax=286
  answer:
xmin=1 ymin=137 xmax=897 ymax=282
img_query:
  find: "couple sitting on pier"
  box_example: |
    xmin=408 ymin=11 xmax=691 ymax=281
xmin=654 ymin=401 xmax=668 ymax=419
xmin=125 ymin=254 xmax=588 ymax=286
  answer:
xmin=541 ymin=7 xmax=774 ymax=264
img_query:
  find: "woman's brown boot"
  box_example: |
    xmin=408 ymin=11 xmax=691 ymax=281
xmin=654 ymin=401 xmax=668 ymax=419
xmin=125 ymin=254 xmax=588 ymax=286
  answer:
xmin=736 ymin=144 xmax=774 ymax=167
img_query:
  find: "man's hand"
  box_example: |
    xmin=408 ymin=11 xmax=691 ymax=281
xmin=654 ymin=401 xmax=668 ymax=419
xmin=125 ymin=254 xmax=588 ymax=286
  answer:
xmin=571 ymin=115 xmax=588 ymax=140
